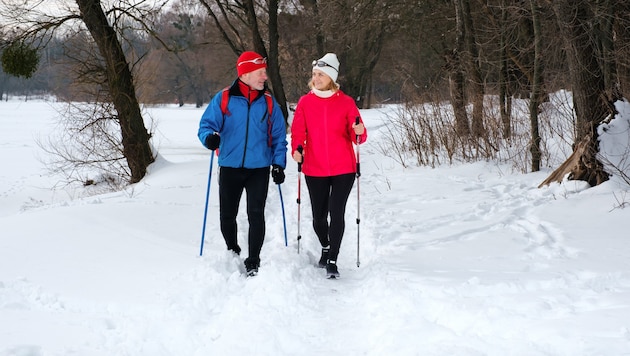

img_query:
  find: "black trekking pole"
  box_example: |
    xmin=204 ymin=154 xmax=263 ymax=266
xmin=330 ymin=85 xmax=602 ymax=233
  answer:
xmin=355 ymin=117 xmax=361 ymax=267
xmin=297 ymin=145 xmax=304 ymax=254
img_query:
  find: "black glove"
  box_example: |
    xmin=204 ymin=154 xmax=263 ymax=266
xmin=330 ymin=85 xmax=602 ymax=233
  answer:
xmin=271 ymin=165 xmax=285 ymax=184
xmin=205 ymin=132 xmax=220 ymax=150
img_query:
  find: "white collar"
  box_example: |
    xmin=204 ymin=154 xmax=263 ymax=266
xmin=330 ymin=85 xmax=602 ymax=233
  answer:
xmin=312 ymin=88 xmax=335 ymax=98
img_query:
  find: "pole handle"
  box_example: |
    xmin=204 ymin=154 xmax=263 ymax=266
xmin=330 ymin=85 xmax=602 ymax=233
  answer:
xmin=297 ymin=145 xmax=303 ymax=172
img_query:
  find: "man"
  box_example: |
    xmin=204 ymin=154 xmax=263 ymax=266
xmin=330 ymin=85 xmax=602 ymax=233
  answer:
xmin=198 ymin=51 xmax=287 ymax=276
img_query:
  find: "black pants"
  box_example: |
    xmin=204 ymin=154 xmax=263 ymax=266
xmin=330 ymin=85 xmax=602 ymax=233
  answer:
xmin=305 ymin=173 xmax=355 ymax=262
xmin=219 ymin=167 xmax=269 ymax=263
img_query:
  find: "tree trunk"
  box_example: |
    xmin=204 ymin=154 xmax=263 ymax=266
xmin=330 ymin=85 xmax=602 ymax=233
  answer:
xmin=76 ymin=0 xmax=154 ymax=184
xmin=499 ymin=2 xmax=511 ymax=139
xmin=553 ymin=0 xmax=608 ymax=139
xmin=538 ymin=124 xmax=608 ymax=187
xmin=596 ymin=0 xmax=616 ymax=93
xmin=460 ymin=0 xmax=485 ymax=138
xmin=450 ymin=0 xmax=470 ymax=137
xmin=529 ymin=0 xmax=543 ymax=172
xmin=540 ymin=0 xmax=611 ymax=187
xmin=302 ymin=0 xmax=325 ymax=55
xmin=615 ymin=2 xmax=630 ymax=97
xmin=265 ymin=0 xmax=289 ymax=122
xmin=446 ymin=50 xmax=470 ymax=138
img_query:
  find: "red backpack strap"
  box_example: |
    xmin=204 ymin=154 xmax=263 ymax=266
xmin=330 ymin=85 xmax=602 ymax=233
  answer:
xmin=264 ymin=91 xmax=273 ymax=147
xmin=264 ymin=91 xmax=273 ymax=117
xmin=220 ymin=87 xmax=230 ymax=116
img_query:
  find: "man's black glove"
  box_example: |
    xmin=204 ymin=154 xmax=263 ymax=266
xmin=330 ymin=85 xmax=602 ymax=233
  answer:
xmin=205 ymin=132 xmax=220 ymax=150
xmin=271 ymin=165 xmax=285 ymax=184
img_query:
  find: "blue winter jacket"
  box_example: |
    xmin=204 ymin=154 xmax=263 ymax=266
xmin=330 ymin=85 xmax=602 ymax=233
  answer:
xmin=198 ymin=80 xmax=287 ymax=169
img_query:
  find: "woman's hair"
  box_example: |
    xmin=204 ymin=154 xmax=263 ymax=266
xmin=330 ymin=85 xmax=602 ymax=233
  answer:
xmin=308 ymin=78 xmax=340 ymax=91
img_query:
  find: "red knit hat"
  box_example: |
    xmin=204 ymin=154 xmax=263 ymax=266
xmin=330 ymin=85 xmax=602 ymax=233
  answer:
xmin=236 ymin=51 xmax=267 ymax=76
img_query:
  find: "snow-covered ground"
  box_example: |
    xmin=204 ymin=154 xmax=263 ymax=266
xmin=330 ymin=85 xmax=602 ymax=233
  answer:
xmin=2 ymin=98 xmax=630 ymax=355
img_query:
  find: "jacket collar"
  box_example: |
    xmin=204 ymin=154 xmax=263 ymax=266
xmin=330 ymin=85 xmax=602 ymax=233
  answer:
xmin=228 ymin=79 xmax=266 ymax=103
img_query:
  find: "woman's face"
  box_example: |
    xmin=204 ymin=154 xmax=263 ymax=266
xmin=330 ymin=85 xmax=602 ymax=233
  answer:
xmin=311 ymin=69 xmax=333 ymax=91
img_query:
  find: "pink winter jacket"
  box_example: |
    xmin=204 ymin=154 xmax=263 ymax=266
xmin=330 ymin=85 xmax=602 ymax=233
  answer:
xmin=291 ymin=90 xmax=367 ymax=177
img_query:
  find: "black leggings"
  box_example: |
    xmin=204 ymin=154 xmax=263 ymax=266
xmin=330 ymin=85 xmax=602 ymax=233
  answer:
xmin=219 ymin=167 xmax=269 ymax=263
xmin=305 ymin=173 xmax=355 ymax=262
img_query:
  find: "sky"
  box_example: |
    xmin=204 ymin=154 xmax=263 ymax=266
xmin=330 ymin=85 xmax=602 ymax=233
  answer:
xmin=1 ymin=96 xmax=630 ymax=355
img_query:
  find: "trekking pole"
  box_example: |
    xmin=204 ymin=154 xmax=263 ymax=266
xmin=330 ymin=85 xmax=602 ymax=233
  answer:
xmin=297 ymin=145 xmax=304 ymax=254
xmin=278 ymin=184 xmax=288 ymax=246
xmin=199 ymin=152 xmax=215 ymax=256
xmin=355 ymin=117 xmax=361 ymax=267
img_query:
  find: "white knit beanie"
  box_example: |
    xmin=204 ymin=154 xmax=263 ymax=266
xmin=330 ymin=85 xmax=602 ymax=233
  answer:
xmin=313 ymin=53 xmax=339 ymax=83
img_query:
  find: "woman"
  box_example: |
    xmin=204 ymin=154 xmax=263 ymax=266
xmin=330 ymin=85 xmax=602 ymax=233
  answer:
xmin=290 ymin=53 xmax=367 ymax=278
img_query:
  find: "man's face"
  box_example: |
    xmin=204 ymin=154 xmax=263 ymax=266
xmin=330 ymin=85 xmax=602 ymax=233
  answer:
xmin=241 ymin=68 xmax=268 ymax=91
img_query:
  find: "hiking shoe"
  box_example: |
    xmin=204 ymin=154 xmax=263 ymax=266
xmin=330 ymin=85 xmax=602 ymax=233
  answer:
xmin=244 ymin=257 xmax=259 ymax=277
xmin=326 ymin=260 xmax=339 ymax=279
xmin=318 ymin=247 xmax=330 ymax=268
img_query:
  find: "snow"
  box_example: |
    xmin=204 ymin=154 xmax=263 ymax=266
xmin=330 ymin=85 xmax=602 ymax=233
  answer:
xmin=2 ymin=97 xmax=630 ymax=355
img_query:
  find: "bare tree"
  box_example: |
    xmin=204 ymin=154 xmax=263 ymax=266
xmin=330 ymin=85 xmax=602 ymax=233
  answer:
xmin=197 ymin=0 xmax=289 ymax=122
xmin=76 ymin=0 xmax=154 ymax=183
xmin=0 ymin=0 xmax=161 ymax=184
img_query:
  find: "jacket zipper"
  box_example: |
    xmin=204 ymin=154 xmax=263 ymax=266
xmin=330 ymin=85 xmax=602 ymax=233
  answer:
xmin=241 ymin=91 xmax=251 ymax=167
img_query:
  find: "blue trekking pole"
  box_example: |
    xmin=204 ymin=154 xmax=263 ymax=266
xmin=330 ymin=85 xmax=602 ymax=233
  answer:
xmin=278 ymin=184 xmax=288 ymax=246
xmin=199 ymin=153 xmax=215 ymax=256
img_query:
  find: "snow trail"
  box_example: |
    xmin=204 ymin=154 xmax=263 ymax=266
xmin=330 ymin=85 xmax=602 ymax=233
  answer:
xmin=2 ymin=101 xmax=630 ymax=355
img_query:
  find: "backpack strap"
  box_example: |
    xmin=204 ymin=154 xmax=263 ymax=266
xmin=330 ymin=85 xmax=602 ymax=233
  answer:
xmin=221 ymin=87 xmax=274 ymax=147
xmin=220 ymin=87 xmax=231 ymax=117
xmin=264 ymin=91 xmax=273 ymax=147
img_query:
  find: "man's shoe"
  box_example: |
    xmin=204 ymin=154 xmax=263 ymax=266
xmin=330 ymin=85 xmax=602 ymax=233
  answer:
xmin=326 ymin=260 xmax=339 ymax=279
xmin=318 ymin=247 xmax=330 ymax=268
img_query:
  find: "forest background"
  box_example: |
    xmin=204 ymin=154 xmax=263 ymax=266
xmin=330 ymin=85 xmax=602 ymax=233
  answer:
xmin=2 ymin=0 xmax=630 ymax=189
